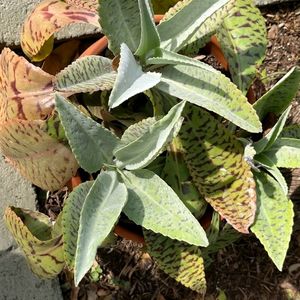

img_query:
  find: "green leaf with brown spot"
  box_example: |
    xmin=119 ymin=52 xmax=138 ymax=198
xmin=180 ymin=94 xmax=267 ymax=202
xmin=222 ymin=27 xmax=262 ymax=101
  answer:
xmin=0 ymin=48 xmax=55 ymax=122
xmin=179 ymin=104 xmax=257 ymax=233
xmin=157 ymin=63 xmax=262 ymax=133
xmin=161 ymin=139 xmax=207 ymax=219
xmin=251 ymin=172 xmax=294 ymax=271
xmin=254 ymin=67 xmax=300 ymax=120
xmin=144 ymin=230 xmax=206 ymax=294
xmin=62 ymin=181 xmax=93 ymax=269
xmin=55 ymin=56 xmax=116 ymax=94
xmin=216 ymin=0 xmax=267 ymax=93
xmin=21 ymin=0 xmax=100 ymax=61
xmin=0 ymin=119 xmax=78 ymax=191
xmin=4 ymin=207 xmax=65 ymax=278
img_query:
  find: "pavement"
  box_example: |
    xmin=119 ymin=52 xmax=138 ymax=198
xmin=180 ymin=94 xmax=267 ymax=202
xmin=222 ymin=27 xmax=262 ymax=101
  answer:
xmin=0 ymin=157 xmax=63 ymax=300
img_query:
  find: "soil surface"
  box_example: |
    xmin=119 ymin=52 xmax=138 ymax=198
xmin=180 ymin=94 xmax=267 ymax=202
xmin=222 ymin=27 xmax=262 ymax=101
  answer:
xmin=42 ymin=2 xmax=300 ymax=299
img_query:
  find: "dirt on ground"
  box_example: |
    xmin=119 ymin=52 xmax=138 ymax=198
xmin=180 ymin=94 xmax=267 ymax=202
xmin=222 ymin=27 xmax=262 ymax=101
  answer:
xmin=42 ymin=2 xmax=300 ymax=299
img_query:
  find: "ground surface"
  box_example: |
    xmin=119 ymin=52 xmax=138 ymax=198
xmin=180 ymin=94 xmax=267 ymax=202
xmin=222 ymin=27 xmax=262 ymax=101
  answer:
xmin=42 ymin=3 xmax=300 ymax=299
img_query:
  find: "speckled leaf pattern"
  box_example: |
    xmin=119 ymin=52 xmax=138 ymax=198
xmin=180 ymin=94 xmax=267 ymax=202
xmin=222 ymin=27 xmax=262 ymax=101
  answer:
xmin=251 ymin=172 xmax=294 ymax=271
xmin=217 ymin=0 xmax=267 ymax=93
xmin=75 ymin=171 xmax=127 ymax=286
xmin=99 ymin=0 xmax=141 ymax=55
xmin=160 ymin=0 xmax=234 ymax=56
xmin=144 ymin=230 xmax=206 ymax=294
xmin=161 ymin=140 xmax=207 ymax=219
xmin=114 ymin=101 xmax=185 ymax=170
xmin=254 ymin=67 xmax=300 ymax=120
xmin=160 ymin=0 xmax=191 ymax=21
xmin=280 ymin=125 xmax=300 ymax=139
xmin=62 ymin=181 xmax=93 ymax=268
xmin=179 ymin=105 xmax=257 ymax=233
xmin=263 ymin=138 xmax=300 ymax=168
xmin=4 ymin=207 xmax=65 ymax=278
xmin=55 ymin=56 xmax=116 ymax=93
xmin=157 ymin=0 xmax=231 ymax=53
xmin=157 ymin=63 xmax=262 ymax=133
xmin=21 ymin=0 xmax=100 ymax=61
xmin=55 ymin=94 xmax=119 ymax=173
xmin=135 ymin=0 xmax=161 ymax=57
xmin=0 ymin=48 xmax=55 ymax=122
xmin=109 ymin=44 xmax=161 ymax=109
xmin=122 ymin=169 xmax=209 ymax=246
xmin=0 ymin=119 xmax=78 ymax=191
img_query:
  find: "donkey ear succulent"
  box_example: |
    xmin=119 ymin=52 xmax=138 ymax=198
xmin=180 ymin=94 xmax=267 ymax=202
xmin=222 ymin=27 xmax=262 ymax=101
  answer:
xmin=1 ymin=0 xmax=300 ymax=296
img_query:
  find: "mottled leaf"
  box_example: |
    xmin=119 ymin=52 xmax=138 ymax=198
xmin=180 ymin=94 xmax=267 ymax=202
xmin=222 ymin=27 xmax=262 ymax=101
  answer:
xmin=179 ymin=105 xmax=256 ymax=233
xmin=161 ymin=139 xmax=207 ymax=218
xmin=0 ymin=48 xmax=54 ymax=122
xmin=157 ymin=63 xmax=262 ymax=133
xmin=254 ymin=67 xmax=300 ymax=120
xmin=144 ymin=230 xmax=206 ymax=294
xmin=280 ymin=125 xmax=300 ymax=139
xmin=115 ymin=101 xmax=185 ymax=170
xmin=254 ymin=153 xmax=288 ymax=195
xmin=251 ymin=172 xmax=294 ymax=271
xmin=135 ymin=0 xmax=161 ymax=58
xmin=263 ymin=138 xmax=300 ymax=168
xmin=157 ymin=0 xmax=231 ymax=53
xmin=121 ymin=169 xmax=208 ymax=246
xmin=217 ymin=0 xmax=267 ymax=93
xmin=21 ymin=0 xmax=100 ymax=61
xmin=4 ymin=207 xmax=64 ymax=278
xmin=108 ymin=44 xmax=161 ymax=109
xmin=75 ymin=171 xmax=127 ymax=286
xmin=99 ymin=0 xmax=141 ymax=55
xmin=0 ymin=119 xmax=78 ymax=191
xmin=62 ymin=181 xmax=93 ymax=268
xmin=254 ymin=106 xmax=291 ymax=154
xmin=55 ymin=94 xmax=119 ymax=173
xmin=55 ymin=56 xmax=116 ymax=93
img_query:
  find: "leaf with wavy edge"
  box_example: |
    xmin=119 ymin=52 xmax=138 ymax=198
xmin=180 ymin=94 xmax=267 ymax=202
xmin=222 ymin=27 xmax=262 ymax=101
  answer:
xmin=4 ymin=206 xmax=65 ymax=278
xmin=254 ymin=67 xmax=300 ymax=120
xmin=55 ymin=56 xmax=116 ymax=93
xmin=99 ymin=0 xmax=141 ymax=55
xmin=251 ymin=172 xmax=294 ymax=271
xmin=115 ymin=101 xmax=185 ymax=170
xmin=0 ymin=119 xmax=78 ymax=191
xmin=217 ymin=0 xmax=267 ymax=93
xmin=179 ymin=105 xmax=256 ymax=233
xmin=109 ymin=43 xmax=161 ymax=109
xmin=62 ymin=181 xmax=93 ymax=268
xmin=157 ymin=62 xmax=262 ymax=133
xmin=21 ymin=0 xmax=100 ymax=61
xmin=121 ymin=169 xmax=209 ymax=246
xmin=157 ymin=0 xmax=231 ymax=53
xmin=56 ymin=94 xmax=119 ymax=173
xmin=74 ymin=171 xmax=128 ymax=286
xmin=144 ymin=230 xmax=206 ymax=294
xmin=0 ymin=48 xmax=55 ymax=122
